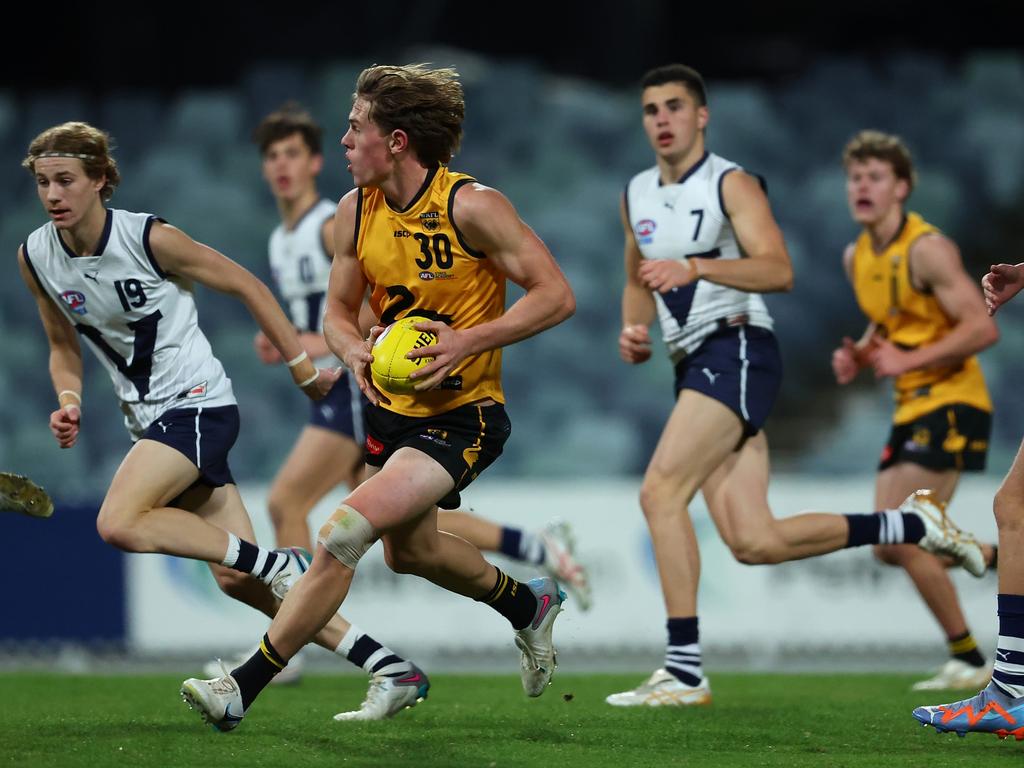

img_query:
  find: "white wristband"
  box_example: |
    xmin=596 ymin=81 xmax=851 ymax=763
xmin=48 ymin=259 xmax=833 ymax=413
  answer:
xmin=286 ymin=351 xmax=309 ymax=368
xmin=298 ymin=370 xmax=320 ymax=388
xmin=58 ymin=390 xmax=82 ymax=403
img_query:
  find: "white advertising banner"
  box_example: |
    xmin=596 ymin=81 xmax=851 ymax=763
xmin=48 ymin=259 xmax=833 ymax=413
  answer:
xmin=128 ymin=475 xmax=1001 ymax=660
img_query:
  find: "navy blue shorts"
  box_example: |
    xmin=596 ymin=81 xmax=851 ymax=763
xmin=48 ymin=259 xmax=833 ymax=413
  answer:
xmin=310 ymin=371 xmax=364 ymax=442
xmin=140 ymin=405 xmax=239 ymax=487
xmin=674 ymin=325 xmax=782 ymax=436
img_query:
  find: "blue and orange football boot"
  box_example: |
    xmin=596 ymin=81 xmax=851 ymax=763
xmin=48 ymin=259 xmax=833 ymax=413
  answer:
xmin=913 ymin=683 xmax=1024 ymax=740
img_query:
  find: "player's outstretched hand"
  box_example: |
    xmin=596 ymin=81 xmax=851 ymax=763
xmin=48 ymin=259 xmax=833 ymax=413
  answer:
xmin=254 ymin=331 xmax=282 ymax=364
xmin=982 ymin=263 xmax=1024 ymax=316
xmin=619 ymin=324 xmax=652 ymax=364
xmin=49 ymin=405 xmax=80 ymax=449
xmin=408 ymin=320 xmax=468 ymax=391
xmin=300 ymin=366 xmax=342 ymax=402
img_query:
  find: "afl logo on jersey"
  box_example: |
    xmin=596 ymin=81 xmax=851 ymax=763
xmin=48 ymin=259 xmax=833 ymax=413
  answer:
xmin=420 ymin=211 xmax=440 ymax=232
xmin=636 ymin=219 xmax=657 ymax=244
xmin=60 ymin=290 xmax=88 ymax=315
xmin=419 ymin=271 xmax=436 ymax=281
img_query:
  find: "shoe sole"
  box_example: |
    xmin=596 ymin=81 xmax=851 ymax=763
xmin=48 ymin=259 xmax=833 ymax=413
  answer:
xmin=180 ymin=684 xmax=238 ymax=732
xmin=918 ymin=721 xmax=1024 ymax=741
xmin=0 ymin=473 xmax=54 ymax=518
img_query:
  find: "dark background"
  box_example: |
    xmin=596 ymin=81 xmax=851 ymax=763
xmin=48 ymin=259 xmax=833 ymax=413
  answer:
xmin=10 ymin=1 xmax=1021 ymax=91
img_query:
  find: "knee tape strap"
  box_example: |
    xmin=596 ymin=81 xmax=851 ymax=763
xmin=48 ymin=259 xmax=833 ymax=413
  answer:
xmin=318 ymin=504 xmax=376 ymax=568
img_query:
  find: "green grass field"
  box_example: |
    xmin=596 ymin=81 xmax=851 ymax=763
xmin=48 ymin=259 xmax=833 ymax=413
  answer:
xmin=1 ymin=672 xmax=1018 ymax=767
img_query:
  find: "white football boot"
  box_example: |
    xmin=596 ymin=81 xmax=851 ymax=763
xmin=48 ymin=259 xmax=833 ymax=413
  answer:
xmin=538 ymin=520 xmax=593 ymax=612
xmin=605 ymin=668 xmax=712 ymax=707
xmin=181 ymin=664 xmax=245 ymax=732
xmin=911 ymin=659 xmax=993 ymax=691
xmin=900 ymin=489 xmax=986 ymax=577
xmin=514 ymin=577 xmax=566 ymax=697
xmin=333 ymin=663 xmax=431 ymax=721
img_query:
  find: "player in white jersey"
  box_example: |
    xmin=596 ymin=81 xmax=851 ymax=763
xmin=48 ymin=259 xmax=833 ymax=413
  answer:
xmin=19 ymin=121 xmax=430 ymax=721
xmin=607 ymin=65 xmax=986 ymax=708
xmin=249 ymin=104 xmax=592 ymax=597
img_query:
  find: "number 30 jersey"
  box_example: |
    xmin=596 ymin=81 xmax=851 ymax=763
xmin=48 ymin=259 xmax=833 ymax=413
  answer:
xmin=356 ymin=165 xmax=505 ymax=418
xmin=625 ymin=152 xmax=773 ymax=362
xmin=22 ymin=208 xmax=236 ymax=438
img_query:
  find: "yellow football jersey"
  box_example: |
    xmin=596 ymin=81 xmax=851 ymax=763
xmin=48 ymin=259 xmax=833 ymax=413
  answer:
xmin=851 ymin=212 xmax=991 ymax=423
xmin=356 ymin=166 xmax=505 ymax=417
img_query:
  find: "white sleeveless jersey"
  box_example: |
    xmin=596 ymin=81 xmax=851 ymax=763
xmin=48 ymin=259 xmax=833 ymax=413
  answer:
xmin=625 ymin=152 xmax=773 ymax=362
xmin=268 ymin=199 xmax=340 ymax=367
xmin=23 ymin=209 xmax=235 ymax=438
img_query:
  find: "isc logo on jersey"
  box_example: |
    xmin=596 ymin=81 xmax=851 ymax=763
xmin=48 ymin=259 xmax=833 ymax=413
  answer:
xmin=371 ymin=316 xmax=437 ymax=395
xmin=60 ymin=290 xmax=88 ymax=315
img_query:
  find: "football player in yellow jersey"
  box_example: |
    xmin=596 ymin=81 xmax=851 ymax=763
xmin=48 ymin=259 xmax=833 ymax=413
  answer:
xmin=180 ymin=64 xmax=575 ymax=730
xmin=833 ymin=130 xmax=999 ymax=691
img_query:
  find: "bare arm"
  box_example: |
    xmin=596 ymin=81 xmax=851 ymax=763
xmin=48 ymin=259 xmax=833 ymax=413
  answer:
xmin=869 ymin=233 xmax=999 ymax=377
xmin=409 ymin=183 xmax=575 ymax=389
xmin=323 ymin=190 xmax=381 ymax=402
xmin=701 ymin=170 xmax=793 ymax=292
xmin=18 ymin=246 xmax=84 ymax=447
xmin=148 ymin=222 xmax=337 ymax=399
xmin=620 ymin=194 xmax=656 ymax=364
xmin=831 ymin=243 xmax=880 ymax=384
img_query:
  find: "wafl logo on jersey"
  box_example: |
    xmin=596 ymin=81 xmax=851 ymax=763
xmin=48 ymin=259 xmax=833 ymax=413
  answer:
xmin=59 ymin=290 xmax=88 ymax=315
xmin=636 ymin=219 xmax=657 ymax=244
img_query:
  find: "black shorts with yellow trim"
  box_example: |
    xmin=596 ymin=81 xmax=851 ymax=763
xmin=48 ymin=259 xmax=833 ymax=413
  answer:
xmin=363 ymin=401 xmax=511 ymax=510
xmin=879 ymin=404 xmax=991 ymax=472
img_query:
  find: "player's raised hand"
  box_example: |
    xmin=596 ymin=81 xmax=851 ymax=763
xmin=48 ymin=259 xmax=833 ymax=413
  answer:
xmin=254 ymin=330 xmax=282 ymax=364
xmin=619 ymin=324 xmax=652 ymax=364
xmin=346 ymin=325 xmax=388 ymax=406
xmin=638 ymin=258 xmax=698 ymax=292
xmin=49 ymin=405 xmax=80 ymax=449
xmin=982 ymin=263 xmax=1024 ymax=316
xmin=407 ymin=320 xmax=468 ymax=391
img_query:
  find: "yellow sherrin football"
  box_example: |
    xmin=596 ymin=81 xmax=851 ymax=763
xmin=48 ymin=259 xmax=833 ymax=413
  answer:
xmin=370 ymin=316 xmax=437 ymax=395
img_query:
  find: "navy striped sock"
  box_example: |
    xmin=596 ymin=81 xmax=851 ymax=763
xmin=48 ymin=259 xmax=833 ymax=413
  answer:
xmin=221 ymin=534 xmax=287 ymax=583
xmin=844 ymin=511 xmax=925 ymax=547
xmin=992 ymin=594 xmax=1024 ymax=699
xmin=665 ymin=617 xmax=702 ymax=687
xmin=336 ymin=624 xmax=405 ymax=675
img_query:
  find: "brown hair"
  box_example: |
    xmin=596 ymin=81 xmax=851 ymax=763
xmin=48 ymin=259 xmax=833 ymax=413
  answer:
xmin=354 ymin=64 xmax=465 ymax=166
xmin=23 ymin=122 xmax=121 ymax=201
xmin=253 ymin=102 xmax=323 ymax=155
xmin=641 ymin=64 xmax=708 ymax=107
xmin=843 ymin=130 xmax=917 ymax=192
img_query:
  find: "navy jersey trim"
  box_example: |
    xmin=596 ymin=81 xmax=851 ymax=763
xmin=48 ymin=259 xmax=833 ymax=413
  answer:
xmin=717 ymin=167 xmax=738 ymax=219
xmin=287 ymin=198 xmax=325 ymax=233
xmin=58 ymin=208 xmax=113 ymax=259
xmin=449 ymin=177 xmax=486 ymax=259
xmin=387 ymin=165 xmax=439 ymax=213
xmin=143 ymin=216 xmax=168 ymax=278
xmin=353 ymin=189 xmax=363 ymax=252
xmin=20 ymin=243 xmax=48 ymax=295
xmin=661 ymin=151 xmax=709 ymax=187
xmin=318 ymin=211 xmax=335 ymax=263
xmin=304 ymin=291 xmax=324 ymax=333
xmin=622 ymin=186 xmax=632 ymax=232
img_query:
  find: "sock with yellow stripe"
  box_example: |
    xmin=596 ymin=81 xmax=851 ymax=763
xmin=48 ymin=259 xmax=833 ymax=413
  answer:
xmin=231 ymin=633 xmax=288 ymax=710
xmin=948 ymin=630 xmax=985 ymax=668
xmin=476 ymin=566 xmax=537 ymax=630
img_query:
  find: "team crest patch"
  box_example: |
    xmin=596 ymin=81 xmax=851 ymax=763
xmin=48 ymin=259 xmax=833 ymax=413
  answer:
xmin=420 ymin=212 xmax=440 ymax=232
xmin=636 ymin=219 xmax=656 ymax=244
xmin=60 ymin=290 xmax=88 ymax=315
xmin=184 ymin=381 xmax=208 ymax=399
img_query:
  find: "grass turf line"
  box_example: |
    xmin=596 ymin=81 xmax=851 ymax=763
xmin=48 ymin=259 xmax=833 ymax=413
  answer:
xmin=0 ymin=673 xmax=1017 ymax=767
